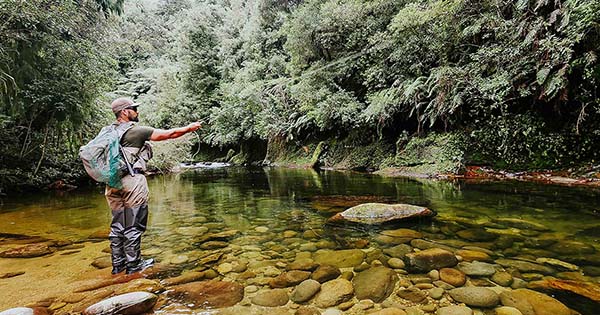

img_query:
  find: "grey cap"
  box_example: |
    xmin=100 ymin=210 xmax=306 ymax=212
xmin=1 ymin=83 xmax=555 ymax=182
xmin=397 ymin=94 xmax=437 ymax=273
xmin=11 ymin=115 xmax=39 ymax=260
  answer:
xmin=111 ymin=97 xmax=141 ymax=114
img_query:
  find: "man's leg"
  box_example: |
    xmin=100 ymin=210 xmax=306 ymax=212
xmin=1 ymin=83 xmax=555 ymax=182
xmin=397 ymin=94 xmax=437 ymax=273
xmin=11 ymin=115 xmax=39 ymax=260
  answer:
xmin=121 ymin=174 xmax=152 ymax=274
xmin=124 ymin=203 xmax=148 ymax=270
xmin=105 ymin=186 xmax=127 ymax=274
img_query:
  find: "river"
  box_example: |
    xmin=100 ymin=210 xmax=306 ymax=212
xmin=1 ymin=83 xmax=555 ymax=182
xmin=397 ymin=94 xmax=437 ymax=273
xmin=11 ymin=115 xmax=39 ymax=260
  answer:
xmin=0 ymin=167 xmax=599 ymax=314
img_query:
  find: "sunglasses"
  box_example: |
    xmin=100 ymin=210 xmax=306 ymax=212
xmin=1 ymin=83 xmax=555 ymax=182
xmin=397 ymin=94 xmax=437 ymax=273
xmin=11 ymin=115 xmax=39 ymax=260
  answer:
xmin=126 ymin=107 xmax=138 ymax=112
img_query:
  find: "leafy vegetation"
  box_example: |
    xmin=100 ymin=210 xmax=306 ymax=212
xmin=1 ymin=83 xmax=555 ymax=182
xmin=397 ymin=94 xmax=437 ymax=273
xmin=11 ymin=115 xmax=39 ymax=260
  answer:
xmin=1 ymin=0 xmax=599 ymax=192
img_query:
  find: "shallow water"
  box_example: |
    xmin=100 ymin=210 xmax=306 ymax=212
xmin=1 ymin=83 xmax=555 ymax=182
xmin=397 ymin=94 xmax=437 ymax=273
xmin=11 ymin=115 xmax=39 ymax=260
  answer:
xmin=1 ymin=167 xmax=599 ymax=313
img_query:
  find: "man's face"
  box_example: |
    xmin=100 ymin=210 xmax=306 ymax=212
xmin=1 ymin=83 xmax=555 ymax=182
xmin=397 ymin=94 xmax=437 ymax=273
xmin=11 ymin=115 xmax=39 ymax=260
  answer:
xmin=127 ymin=107 xmax=139 ymax=122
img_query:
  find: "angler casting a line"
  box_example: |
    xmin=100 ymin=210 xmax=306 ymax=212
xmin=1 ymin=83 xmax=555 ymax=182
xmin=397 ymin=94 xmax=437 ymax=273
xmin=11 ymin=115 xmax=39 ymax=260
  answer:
xmin=104 ymin=97 xmax=201 ymax=275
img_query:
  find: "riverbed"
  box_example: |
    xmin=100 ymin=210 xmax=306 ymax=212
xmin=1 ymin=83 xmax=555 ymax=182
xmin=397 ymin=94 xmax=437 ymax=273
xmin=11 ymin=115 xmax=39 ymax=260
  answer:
xmin=0 ymin=167 xmax=599 ymax=314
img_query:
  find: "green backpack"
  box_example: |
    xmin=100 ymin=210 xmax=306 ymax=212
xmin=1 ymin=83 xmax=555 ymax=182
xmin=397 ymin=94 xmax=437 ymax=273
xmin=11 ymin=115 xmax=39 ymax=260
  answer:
xmin=79 ymin=122 xmax=135 ymax=188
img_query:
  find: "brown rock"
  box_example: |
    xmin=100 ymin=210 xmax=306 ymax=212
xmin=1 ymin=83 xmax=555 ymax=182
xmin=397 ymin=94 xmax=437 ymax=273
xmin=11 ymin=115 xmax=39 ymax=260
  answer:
xmin=251 ymin=289 xmax=289 ymax=307
xmin=314 ymin=278 xmax=354 ymax=307
xmin=353 ymin=267 xmax=398 ymax=302
xmin=311 ymin=264 xmax=341 ymax=283
xmin=168 ymin=280 xmax=244 ymax=308
xmin=0 ymin=243 xmax=54 ymax=258
xmin=439 ymin=268 xmax=466 ymax=287
xmin=162 ymin=271 xmax=205 ymax=286
xmin=313 ymin=249 xmax=365 ymax=268
xmin=456 ymin=249 xmax=492 ymax=262
xmin=91 ymin=256 xmax=112 ymax=269
xmin=405 ymin=248 xmax=458 ymax=272
xmin=529 ymin=278 xmax=600 ymax=302
xmin=269 ymin=270 xmax=311 ymax=288
xmin=396 ymin=287 xmax=427 ymax=303
xmin=499 ymin=288 xmax=572 ymax=315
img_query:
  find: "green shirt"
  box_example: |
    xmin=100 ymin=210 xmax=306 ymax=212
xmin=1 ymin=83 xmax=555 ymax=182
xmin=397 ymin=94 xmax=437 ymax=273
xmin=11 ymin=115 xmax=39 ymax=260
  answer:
xmin=121 ymin=125 xmax=154 ymax=148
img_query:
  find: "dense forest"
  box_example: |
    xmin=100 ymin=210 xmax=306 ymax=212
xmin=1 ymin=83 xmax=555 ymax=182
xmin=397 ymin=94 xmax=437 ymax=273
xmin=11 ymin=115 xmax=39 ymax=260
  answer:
xmin=0 ymin=0 xmax=599 ymax=192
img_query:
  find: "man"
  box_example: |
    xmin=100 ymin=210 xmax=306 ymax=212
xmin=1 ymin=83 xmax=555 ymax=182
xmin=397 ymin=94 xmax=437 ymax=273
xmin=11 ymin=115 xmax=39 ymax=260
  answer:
xmin=106 ymin=97 xmax=201 ymax=275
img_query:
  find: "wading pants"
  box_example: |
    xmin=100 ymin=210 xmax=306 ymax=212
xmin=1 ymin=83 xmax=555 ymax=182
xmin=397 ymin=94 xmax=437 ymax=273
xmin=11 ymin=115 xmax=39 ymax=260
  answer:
xmin=105 ymin=174 xmax=149 ymax=269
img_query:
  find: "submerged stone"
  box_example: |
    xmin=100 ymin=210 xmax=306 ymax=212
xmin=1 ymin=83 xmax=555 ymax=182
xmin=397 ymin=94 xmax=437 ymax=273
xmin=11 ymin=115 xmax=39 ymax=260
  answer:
xmin=499 ymin=288 xmax=572 ymax=315
xmin=251 ymin=289 xmax=289 ymax=307
xmin=404 ymin=248 xmax=458 ymax=272
xmin=0 ymin=243 xmax=54 ymax=258
xmin=492 ymin=218 xmax=550 ymax=231
xmin=495 ymin=258 xmax=555 ymax=275
xmin=291 ymin=279 xmax=321 ymax=303
xmin=314 ymin=279 xmax=354 ymax=308
xmin=168 ymin=280 xmax=244 ymax=308
xmin=313 ymin=249 xmax=365 ymax=268
xmin=353 ymin=267 xmax=398 ymax=302
xmin=328 ymin=203 xmax=436 ymax=225
xmin=449 ymin=287 xmax=500 ymax=308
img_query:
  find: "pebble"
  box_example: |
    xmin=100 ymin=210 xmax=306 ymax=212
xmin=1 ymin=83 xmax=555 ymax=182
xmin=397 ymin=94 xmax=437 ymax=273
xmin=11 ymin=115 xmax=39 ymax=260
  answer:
xmin=217 ymin=263 xmax=233 ymax=274
xmin=428 ymin=270 xmax=440 ymax=280
xmin=322 ymin=308 xmax=343 ymax=315
xmin=494 ymin=306 xmax=523 ymax=315
xmin=436 ymin=305 xmax=473 ymax=315
xmin=355 ymin=299 xmax=374 ymax=310
xmin=429 ymin=287 xmax=445 ymax=299
xmin=388 ymin=258 xmax=406 ymax=269
xmin=255 ymin=226 xmax=269 ymax=233
xmin=245 ymin=285 xmax=259 ymax=293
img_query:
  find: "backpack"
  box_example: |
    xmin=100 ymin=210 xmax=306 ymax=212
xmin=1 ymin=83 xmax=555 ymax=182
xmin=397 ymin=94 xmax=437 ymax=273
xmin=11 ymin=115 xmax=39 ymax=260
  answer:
xmin=79 ymin=122 xmax=136 ymax=188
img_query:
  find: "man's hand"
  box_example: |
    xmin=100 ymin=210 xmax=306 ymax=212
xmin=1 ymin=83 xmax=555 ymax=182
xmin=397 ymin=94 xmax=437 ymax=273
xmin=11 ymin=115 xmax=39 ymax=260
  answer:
xmin=187 ymin=122 xmax=202 ymax=132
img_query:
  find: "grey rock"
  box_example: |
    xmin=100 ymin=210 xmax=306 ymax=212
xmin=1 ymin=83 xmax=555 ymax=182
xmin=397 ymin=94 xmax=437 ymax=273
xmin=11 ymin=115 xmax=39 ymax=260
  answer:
xmin=449 ymin=287 xmax=499 ymax=307
xmin=291 ymin=279 xmax=321 ymax=303
xmin=0 ymin=308 xmax=34 ymax=315
xmin=457 ymin=261 xmax=496 ymax=277
xmin=495 ymin=259 xmax=555 ymax=275
xmin=83 ymin=292 xmax=157 ymax=315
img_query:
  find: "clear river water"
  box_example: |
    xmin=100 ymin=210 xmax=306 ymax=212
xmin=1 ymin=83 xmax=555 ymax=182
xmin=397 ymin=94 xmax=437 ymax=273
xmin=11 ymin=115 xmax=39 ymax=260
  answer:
xmin=0 ymin=167 xmax=599 ymax=314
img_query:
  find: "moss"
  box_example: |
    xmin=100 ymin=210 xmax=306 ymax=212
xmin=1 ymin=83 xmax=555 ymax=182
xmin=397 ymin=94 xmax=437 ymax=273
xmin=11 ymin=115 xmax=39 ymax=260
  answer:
xmin=392 ymin=132 xmax=466 ymax=175
xmin=310 ymin=141 xmax=327 ymax=168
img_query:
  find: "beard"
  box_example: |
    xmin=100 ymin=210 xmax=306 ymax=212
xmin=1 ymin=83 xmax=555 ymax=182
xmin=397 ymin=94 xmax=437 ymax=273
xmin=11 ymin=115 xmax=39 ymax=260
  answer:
xmin=129 ymin=113 xmax=139 ymax=122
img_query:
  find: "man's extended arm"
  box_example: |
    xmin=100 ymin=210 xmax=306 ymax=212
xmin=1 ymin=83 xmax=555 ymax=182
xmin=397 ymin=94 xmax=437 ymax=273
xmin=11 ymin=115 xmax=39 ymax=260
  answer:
xmin=150 ymin=122 xmax=202 ymax=141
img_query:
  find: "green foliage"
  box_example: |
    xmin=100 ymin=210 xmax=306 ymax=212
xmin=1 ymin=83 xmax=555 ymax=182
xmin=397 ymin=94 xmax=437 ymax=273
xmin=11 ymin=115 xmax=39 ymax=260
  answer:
xmin=0 ymin=0 xmax=116 ymax=191
xmin=393 ymin=132 xmax=466 ymax=175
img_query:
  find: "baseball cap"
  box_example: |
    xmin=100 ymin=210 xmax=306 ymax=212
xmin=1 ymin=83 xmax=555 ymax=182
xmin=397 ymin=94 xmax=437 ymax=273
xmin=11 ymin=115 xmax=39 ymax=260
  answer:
xmin=111 ymin=97 xmax=141 ymax=114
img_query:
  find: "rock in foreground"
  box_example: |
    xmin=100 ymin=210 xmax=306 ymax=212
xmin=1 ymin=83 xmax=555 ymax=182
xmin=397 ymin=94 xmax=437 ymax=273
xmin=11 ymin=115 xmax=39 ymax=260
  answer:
xmin=83 ymin=292 xmax=157 ymax=315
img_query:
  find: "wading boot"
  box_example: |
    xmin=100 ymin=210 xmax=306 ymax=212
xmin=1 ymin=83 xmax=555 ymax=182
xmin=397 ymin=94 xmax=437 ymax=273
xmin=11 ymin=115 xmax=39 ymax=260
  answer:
xmin=126 ymin=258 xmax=154 ymax=274
xmin=111 ymin=265 xmax=126 ymax=275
